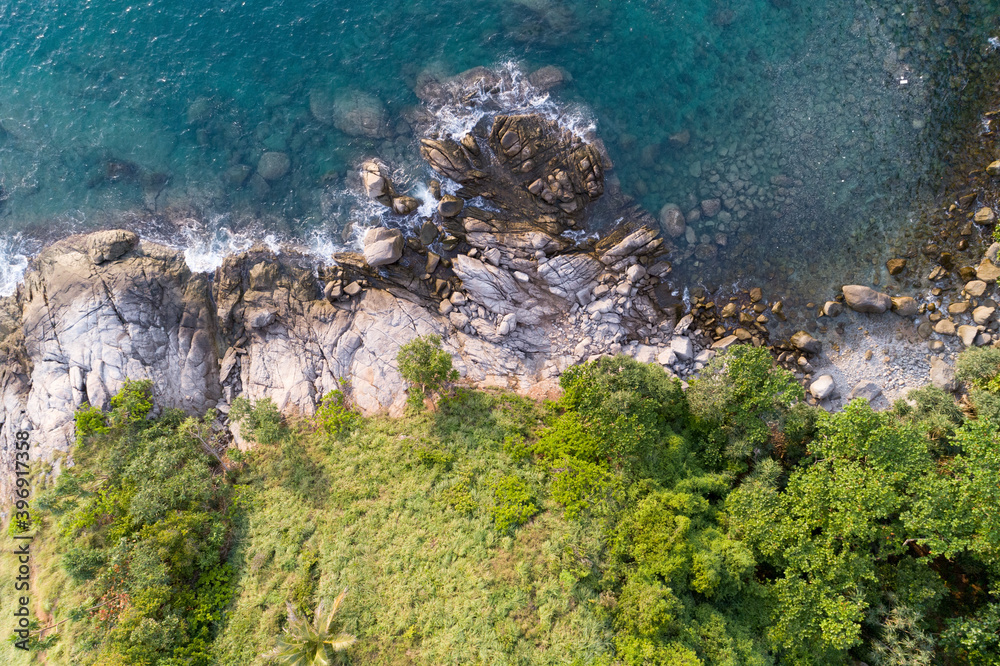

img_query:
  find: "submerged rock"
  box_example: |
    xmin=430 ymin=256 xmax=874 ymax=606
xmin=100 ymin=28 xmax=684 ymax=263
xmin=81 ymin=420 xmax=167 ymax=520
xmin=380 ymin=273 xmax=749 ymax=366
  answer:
xmin=311 ymin=87 xmax=386 ymax=138
xmin=658 ymin=203 xmax=686 ymax=238
xmin=257 ymin=151 xmax=291 ymax=181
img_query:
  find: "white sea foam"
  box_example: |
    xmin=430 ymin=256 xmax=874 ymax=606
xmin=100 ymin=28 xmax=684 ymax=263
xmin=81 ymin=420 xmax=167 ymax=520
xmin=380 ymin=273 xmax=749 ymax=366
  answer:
xmin=0 ymin=236 xmax=30 ymax=297
xmin=988 ymin=36 xmax=1000 ymax=51
xmin=181 ymin=224 xmax=253 ymax=274
xmin=421 ymin=61 xmax=597 ymax=145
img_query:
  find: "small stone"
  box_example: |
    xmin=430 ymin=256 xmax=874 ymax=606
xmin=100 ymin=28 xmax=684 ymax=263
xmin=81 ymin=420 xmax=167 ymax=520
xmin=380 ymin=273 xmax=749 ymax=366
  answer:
xmin=948 ymin=301 xmax=970 ymax=315
xmin=670 ymin=336 xmax=694 ymax=360
xmin=626 ymin=264 xmax=647 ymax=284
xmin=886 ymin=258 xmax=907 ymax=275
xmin=360 ymin=160 xmax=392 ymax=200
xmin=791 ymin=330 xmax=821 ymax=354
xmin=749 ymin=287 xmax=763 ymax=302
xmin=934 ymin=319 xmax=956 ymax=335
xmin=426 ymin=252 xmax=441 ymax=275
xmin=975 ymin=207 xmax=997 ymax=225
xmin=362 ymin=227 xmax=404 ymax=267
xmin=987 ymin=160 xmax=1000 ymax=177
xmin=823 ymin=301 xmax=844 ymax=317
xmin=438 ymin=195 xmax=464 ymax=217
xmin=958 ymin=325 xmax=979 ymax=347
xmin=929 ymin=357 xmax=956 ymax=391
xmin=450 ymin=292 xmax=467 ymax=305
xmin=668 ymin=129 xmax=691 ymax=147
xmin=343 ymin=281 xmax=362 ymax=296
xmin=771 ymin=301 xmax=784 ymax=318
xmin=497 ymin=313 xmax=518 ymax=336
xmin=917 ymin=321 xmax=934 ymax=339
xmin=449 ymin=311 xmax=470 ymax=329
xmin=701 ymin=198 xmax=722 ymax=218
xmin=438 ymin=300 xmax=453 ymax=315
xmin=966 ymin=280 xmax=988 ymax=297
xmin=323 ymin=281 xmax=342 ymax=301
xmin=513 ymin=271 xmax=530 ymax=283
xmin=809 ymin=375 xmax=836 ymax=400
xmin=977 ymin=259 xmax=1000 ymax=282
xmin=973 ymin=306 xmax=995 ymax=326
xmin=891 ymin=296 xmax=919 ymax=316
xmin=711 ymin=335 xmax=740 ymax=350
xmin=657 ymin=348 xmax=678 ymax=366
xmin=849 ymin=381 xmax=882 ymax=403
xmin=721 ymin=303 xmax=738 ymax=318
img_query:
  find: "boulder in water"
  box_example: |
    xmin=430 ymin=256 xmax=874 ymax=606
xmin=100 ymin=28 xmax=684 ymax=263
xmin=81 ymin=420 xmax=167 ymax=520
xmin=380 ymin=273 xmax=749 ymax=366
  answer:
xmin=392 ymin=196 xmax=420 ymax=216
xmin=312 ymin=88 xmax=386 ymax=138
xmin=438 ymin=195 xmax=464 ymax=218
xmin=257 ymin=152 xmax=291 ymax=181
xmin=658 ymin=203 xmax=686 ymax=238
xmin=842 ymin=285 xmax=891 ymax=314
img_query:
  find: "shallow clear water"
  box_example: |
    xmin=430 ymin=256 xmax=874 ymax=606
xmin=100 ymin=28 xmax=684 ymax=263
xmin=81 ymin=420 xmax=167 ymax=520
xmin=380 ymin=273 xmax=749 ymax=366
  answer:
xmin=0 ymin=0 xmax=997 ymax=299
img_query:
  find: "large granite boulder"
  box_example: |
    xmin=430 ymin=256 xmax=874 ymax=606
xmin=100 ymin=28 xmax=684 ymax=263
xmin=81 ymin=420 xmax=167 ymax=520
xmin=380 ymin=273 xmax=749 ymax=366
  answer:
xmin=363 ymin=228 xmax=404 ymax=267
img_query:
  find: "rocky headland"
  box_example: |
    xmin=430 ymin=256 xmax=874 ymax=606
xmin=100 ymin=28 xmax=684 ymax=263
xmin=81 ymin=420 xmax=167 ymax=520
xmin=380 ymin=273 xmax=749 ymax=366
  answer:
xmin=3 ymin=67 xmax=1000 ymax=507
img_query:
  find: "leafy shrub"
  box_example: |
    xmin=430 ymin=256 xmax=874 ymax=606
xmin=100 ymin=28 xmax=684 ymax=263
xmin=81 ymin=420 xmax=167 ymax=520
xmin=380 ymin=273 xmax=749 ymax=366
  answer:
xmin=940 ymin=599 xmax=1000 ymax=665
xmin=956 ymin=347 xmax=1000 ymax=390
xmin=489 ymin=474 xmax=537 ymax=531
xmin=230 ymin=396 xmax=286 ymax=445
xmin=439 ymin=475 xmax=478 ymax=515
xmin=62 ymin=546 xmax=107 ymax=582
xmin=549 ymin=456 xmax=618 ymax=519
xmin=414 ymin=441 xmax=455 ymax=469
xmin=315 ymin=383 xmax=359 ymax=437
xmin=893 ymin=385 xmax=964 ymax=452
xmin=75 ymin=404 xmax=109 ymax=443
xmin=557 ymin=355 xmax=686 ymax=477
xmin=397 ymin=334 xmax=459 ymax=407
xmin=688 ymin=345 xmax=803 ymax=466
xmin=109 ymin=378 xmax=154 ymax=426
xmin=534 ymin=411 xmax=602 ymax=462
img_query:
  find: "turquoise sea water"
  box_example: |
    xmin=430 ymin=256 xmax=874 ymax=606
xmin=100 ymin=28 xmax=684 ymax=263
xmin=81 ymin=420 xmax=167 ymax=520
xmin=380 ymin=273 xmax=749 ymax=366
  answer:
xmin=0 ymin=0 xmax=998 ymax=299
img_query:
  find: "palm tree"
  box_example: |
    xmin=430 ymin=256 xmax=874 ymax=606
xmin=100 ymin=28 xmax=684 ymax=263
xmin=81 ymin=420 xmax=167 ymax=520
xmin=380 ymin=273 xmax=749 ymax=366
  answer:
xmin=265 ymin=588 xmax=356 ymax=665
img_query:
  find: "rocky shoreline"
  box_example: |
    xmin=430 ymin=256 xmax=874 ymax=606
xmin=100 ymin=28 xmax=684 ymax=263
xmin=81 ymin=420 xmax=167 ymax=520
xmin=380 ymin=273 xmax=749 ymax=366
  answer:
xmin=2 ymin=70 xmax=999 ymax=508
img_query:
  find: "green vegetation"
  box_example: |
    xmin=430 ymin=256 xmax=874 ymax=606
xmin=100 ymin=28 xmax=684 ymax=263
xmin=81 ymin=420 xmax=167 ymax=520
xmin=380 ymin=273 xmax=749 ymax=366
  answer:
xmin=5 ymin=342 xmax=1000 ymax=665
xmin=396 ymin=334 xmax=459 ymax=407
xmin=266 ymin=590 xmax=355 ymax=665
